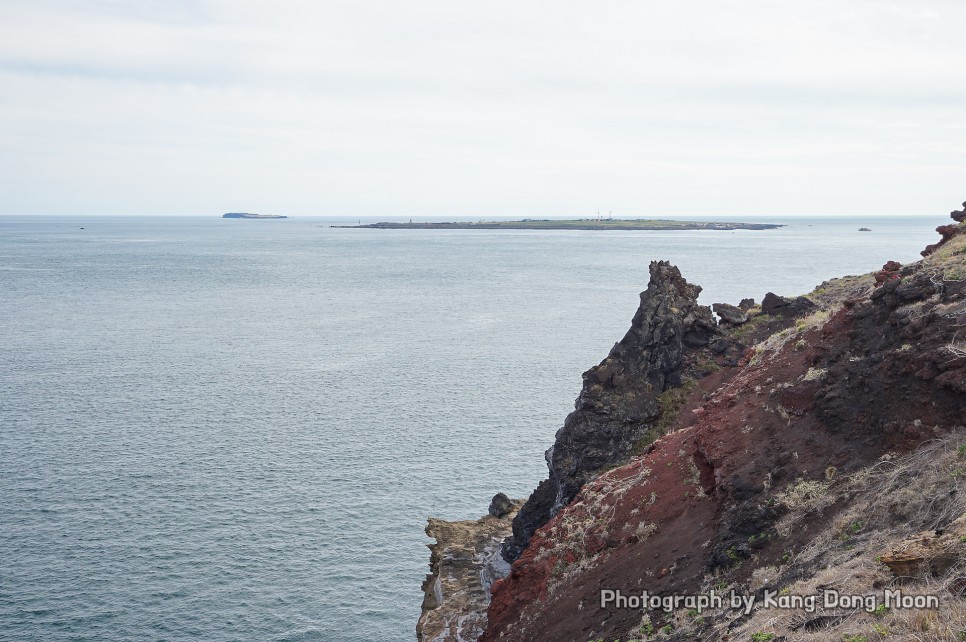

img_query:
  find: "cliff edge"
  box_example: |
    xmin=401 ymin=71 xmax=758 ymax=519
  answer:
xmin=478 ymin=202 xmax=965 ymax=641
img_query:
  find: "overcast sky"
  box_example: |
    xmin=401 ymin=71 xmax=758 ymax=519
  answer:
xmin=1 ymin=1 xmax=964 ymax=216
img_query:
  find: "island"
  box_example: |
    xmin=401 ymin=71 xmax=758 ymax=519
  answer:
xmin=333 ymin=218 xmax=780 ymax=230
xmin=222 ymin=212 xmax=288 ymax=219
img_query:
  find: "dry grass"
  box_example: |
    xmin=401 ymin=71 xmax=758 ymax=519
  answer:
xmin=775 ymin=478 xmax=832 ymax=514
xmin=750 ymin=308 xmax=836 ymax=367
xmin=674 ymin=430 xmax=966 ymax=642
xmin=923 ymin=228 xmax=966 ymax=281
xmin=541 ymin=461 xmax=658 ymax=594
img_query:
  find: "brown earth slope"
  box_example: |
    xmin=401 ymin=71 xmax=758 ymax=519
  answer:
xmin=480 ymin=204 xmax=966 ymax=642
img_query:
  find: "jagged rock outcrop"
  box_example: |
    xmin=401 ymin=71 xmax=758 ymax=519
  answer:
xmin=479 ymin=202 xmax=966 ymax=642
xmin=502 ymin=261 xmax=719 ymax=561
xmin=417 ymin=497 xmax=523 ymax=642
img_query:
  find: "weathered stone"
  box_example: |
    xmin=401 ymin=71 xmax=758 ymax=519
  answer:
xmin=895 ymin=271 xmax=937 ymax=302
xmin=761 ymin=292 xmax=817 ymax=317
xmin=874 ymin=260 xmax=902 ymax=285
xmin=712 ymin=302 xmax=749 ymax=325
xmin=879 ymin=515 xmax=966 ymax=583
xmin=738 ymin=298 xmax=756 ymax=310
xmin=488 ymin=492 xmax=514 ymax=518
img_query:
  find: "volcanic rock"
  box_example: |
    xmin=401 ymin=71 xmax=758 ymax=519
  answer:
xmin=874 ymin=260 xmax=902 ymax=285
xmin=951 ymin=201 xmax=966 ymax=223
xmin=761 ymin=291 xmax=817 ymax=317
xmin=712 ymin=302 xmax=749 ymax=325
xmin=502 ymin=261 xmax=719 ymax=561
xmin=488 ymin=493 xmax=514 ymax=518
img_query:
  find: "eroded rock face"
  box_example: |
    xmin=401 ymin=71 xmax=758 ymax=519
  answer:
xmin=417 ymin=497 xmax=523 ymax=642
xmin=502 ymin=261 xmax=718 ymax=561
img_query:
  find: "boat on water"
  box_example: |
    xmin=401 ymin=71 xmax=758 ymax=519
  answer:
xmin=223 ymin=212 xmax=288 ymax=219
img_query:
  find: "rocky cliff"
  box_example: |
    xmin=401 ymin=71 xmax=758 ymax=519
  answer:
xmin=503 ymin=261 xmax=721 ymax=561
xmin=417 ymin=495 xmax=523 ymax=642
xmin=478 ymin=203 xmax=966 ymax=641
xmin=420 ymin=201 xmax=966 ymax=642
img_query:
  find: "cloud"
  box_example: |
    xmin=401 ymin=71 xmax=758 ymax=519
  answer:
xmin=1 ymin=0 xmax=965 ymax=215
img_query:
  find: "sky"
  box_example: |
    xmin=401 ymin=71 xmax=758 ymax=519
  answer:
xmin=1 ymin=0 xmax=964 ymax=217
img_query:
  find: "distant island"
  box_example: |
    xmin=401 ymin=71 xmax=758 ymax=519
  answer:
xmin=223 ymin=212 xmax=288 ymax=219
xmin=332 ymin=219 xmax=782 ymax=231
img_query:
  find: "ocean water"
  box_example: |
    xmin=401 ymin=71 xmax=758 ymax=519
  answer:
xmin=0 ymin=214 xmax=947 ymax=641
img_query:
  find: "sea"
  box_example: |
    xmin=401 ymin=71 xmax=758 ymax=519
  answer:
xmin=0 ymin=214 xmax=948 ymax=641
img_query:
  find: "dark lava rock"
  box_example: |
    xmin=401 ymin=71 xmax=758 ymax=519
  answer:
xmin=761 ymin=292 xmax=817 ymax=317
xmin=871 ymin=276 xmax=902 ymax=307
xmin=712 ymin=302 xmax=749 ymax=325
xmin=951 ymin=202 xmax=965 ymax=223
xmin=488 ymin=492 xmax=515 ymax=518
xmin=738 ymin=298 xmax=756 ymax=311
xmin=503 ymin=261 xmax=719 ymax=562
xmin=895 ymin=271 xmax=937 ymax=302
xmin=708 ymin=337 xmax=744 ymax=366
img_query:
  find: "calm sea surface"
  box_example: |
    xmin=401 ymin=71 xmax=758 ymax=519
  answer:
xmin=0 ymin=215 xmax=946 ymax=641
